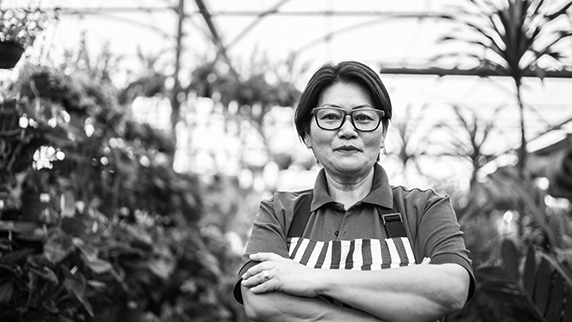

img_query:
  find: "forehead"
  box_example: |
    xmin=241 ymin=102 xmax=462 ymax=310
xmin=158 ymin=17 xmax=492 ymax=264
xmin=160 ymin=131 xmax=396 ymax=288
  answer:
xmin=318 ymin=82 xmax=373 ymax=108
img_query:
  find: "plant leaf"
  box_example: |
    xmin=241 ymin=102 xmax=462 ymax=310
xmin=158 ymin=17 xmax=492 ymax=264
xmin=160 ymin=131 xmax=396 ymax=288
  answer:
xmin=564 ymin=288 xmax=572 ymax=322
xmin=538 ymin=252 xmax=572 ymax=289
xmin=86 ymin=280 xmax=106 ymax=290
xmin=533 ymin=257 xmax=552 ymax=314
xmin=476 ymin=265 xmax=547 ymax=322
xmin=0 ymin=238 xmax=11 ymax=250
xmin=0 ymin=248 xmax=33 ymax=265
xmin=501 ymin=238 xmax=520 ymax=280
xmin=59 ymin=316 xmax=75 ymax=322
xmin=0 ymin=280 xmax=13 ymax=303
xmin=147 ymin=257 xmax=174 ymax=280
xmin=80 ymin=253 xmax=113 ymax=274
xmin=43 ymin=229 xmax=74 ymax=264
xmin=61 ymin=266 xmax=94 ymax=317
xmin=545 ymin=273 xmax=564 ymax=322
xmin=523 ymin=244 xmax=537 ymax=297
xmin=43 ymin=298 xmax=59 ymax=314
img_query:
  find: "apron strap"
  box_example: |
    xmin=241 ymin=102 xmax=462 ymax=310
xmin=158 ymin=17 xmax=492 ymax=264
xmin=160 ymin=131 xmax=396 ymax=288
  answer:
xmin=377 ymin=192 xmax=407 ymax=238
xmin=381 ymin=213 xmax=407 ymax=238
xmin=287 ymin=190 xmax=408 ymax=239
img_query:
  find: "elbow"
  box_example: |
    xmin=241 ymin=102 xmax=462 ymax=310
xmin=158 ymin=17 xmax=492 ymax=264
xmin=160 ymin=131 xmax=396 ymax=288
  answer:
xmin=430 ymin=288 xmax=466 ymax=318
xmin=244 ymin=302 xmax=264 ymax=321
xmin=440 ymin=277 xmax=470 ymax=314
xmin=445 ymin=293 xmax=467 ymax=313
xmin=244 ymin=299 xmax=275 ymax=322
xmin=242 ymin=288 xmax=274 ymax=322
xmin=439 ymin=264 xmax=471 ymax=314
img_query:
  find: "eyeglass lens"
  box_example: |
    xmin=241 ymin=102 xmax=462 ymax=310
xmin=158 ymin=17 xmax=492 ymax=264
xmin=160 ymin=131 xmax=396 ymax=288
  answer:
xmin=315 ymin=107 xmax=383 ymax=131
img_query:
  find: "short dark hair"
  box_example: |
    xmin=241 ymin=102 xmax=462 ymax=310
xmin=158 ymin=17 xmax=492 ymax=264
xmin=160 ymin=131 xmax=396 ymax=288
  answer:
xmin=294 ymin=61 xmax=392 ymax=141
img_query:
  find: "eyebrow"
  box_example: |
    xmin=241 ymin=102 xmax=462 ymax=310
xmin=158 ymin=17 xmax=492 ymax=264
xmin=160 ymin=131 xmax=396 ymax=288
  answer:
xmin=320 ymin=104 xmax=373 ymax=110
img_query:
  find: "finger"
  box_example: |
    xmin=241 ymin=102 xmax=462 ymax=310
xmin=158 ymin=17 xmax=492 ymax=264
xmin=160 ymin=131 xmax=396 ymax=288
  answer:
xmin=242 ymin=271 xmax=269 ymax=288
xmin=249 ymin=252 xmax=282 ymax=262
xmin=242 ymin=262 xmax=273 ymax=280
xmin=249 ymin=276 xmax=276 ymax=294
xmin=250 ymin=283 xmax=271 ymax=294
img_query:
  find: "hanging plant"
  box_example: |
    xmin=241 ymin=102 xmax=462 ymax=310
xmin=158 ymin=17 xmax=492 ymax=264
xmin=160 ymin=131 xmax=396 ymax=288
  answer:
xmin=0 ymin=7 xmax=50 ymax=69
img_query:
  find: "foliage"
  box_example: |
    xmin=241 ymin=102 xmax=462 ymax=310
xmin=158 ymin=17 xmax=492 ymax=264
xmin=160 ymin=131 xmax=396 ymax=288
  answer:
xmin=0 ymin=98 xmax=49 ymax=176
xmin=447 ymin=163 xmax=572 ymax=322
xmin=119 ymin=52 xmax=302 ymax=124
xmin=2 ymin=63 xmax=200 ymax=221
xmin=0 ymin=209 xmax=238 ymax=322
xmin=0 ymin=57 xmax=236 ymax=321
xmin=153 ymin=219 xmax=242 ymax=322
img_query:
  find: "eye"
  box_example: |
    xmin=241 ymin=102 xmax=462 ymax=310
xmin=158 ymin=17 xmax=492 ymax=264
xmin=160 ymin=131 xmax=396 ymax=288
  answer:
xmin=353 ymin=111 xmax=376 ymax=122
xmin=318 ymin=110 xmax=343 ymax=121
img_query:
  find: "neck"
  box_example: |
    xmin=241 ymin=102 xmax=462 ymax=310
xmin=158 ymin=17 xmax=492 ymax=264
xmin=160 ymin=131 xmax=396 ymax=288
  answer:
xmin=325 ymin=167 xmax=375 ymax=209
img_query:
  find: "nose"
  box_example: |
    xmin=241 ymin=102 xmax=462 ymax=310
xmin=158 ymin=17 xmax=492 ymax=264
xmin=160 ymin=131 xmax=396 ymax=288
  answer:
xmin=338 ymin=114 xmax=357 ymax=138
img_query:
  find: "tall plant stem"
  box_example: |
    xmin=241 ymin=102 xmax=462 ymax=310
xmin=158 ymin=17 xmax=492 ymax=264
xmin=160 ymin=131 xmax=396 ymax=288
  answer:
xmin=169 ymin=0 xmax=185 ymax=166
xmin=516 ymin=82 xmax=527 ymax=174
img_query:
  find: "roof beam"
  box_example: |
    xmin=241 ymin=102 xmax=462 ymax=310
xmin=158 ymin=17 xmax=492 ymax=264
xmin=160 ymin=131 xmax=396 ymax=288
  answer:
xmin=378 ymin=67 xmax=572 ymax=79
xmin=194 ymin=0 xmax=238 ymax=77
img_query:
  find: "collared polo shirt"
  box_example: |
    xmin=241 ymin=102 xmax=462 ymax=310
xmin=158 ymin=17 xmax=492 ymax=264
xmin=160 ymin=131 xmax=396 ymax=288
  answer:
xmin=234 ymin=163 xmax=475 ymax=306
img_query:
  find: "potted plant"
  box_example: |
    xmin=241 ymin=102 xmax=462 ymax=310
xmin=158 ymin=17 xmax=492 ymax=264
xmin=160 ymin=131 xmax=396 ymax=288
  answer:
xmin=0 ymin=7 xmax=50 ymax=68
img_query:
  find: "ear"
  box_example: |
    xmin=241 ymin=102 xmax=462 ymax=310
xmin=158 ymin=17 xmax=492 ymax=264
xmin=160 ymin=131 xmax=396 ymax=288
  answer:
xmin=302 ymin=135 xmax=312 ymax=149
xmin=380 ymin=128 xmax=387 ymax=147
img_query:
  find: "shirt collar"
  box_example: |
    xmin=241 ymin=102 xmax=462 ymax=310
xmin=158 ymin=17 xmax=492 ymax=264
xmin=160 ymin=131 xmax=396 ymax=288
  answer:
xmin=310 ymin=163 xmax=393 ymax=211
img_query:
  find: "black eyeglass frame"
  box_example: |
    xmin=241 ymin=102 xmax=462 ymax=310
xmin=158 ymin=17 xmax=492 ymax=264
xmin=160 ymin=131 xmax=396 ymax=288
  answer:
xmin=311 ymin=106 xmax=385 ymax=132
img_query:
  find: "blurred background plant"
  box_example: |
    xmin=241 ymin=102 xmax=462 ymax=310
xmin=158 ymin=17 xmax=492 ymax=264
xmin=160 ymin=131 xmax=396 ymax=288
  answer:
xmin=0 ymin=43 xmax=247 ymax=321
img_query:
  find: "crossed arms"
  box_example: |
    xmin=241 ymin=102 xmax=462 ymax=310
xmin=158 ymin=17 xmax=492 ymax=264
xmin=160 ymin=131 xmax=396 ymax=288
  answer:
xmin=241 ymin=252 xmax=470 ymax=322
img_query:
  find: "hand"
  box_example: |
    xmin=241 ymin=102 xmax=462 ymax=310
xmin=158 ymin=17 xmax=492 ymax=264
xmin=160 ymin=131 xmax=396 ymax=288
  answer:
xmin=241 ymin=252 xmax=321 ymax=298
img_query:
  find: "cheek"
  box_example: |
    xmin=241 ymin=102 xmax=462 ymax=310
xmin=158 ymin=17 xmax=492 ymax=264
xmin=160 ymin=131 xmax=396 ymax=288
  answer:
xmin=365 ymin=130 xmax=384 ymax=145
xmin=307 ymin=124 xmax=331 ymax=147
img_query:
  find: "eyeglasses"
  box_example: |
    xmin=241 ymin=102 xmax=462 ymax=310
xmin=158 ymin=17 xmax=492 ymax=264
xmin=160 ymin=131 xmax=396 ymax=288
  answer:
xmin=312 ymin=106 xmax=385 ymax=132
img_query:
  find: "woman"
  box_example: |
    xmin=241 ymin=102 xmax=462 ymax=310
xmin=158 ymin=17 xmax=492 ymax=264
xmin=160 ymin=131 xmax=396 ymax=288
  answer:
xmin=233 ymin=61 xmax=475 ymax=322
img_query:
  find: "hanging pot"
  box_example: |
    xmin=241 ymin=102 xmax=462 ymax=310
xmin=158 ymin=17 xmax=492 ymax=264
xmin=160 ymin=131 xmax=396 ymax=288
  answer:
xmin=0 ymin=41 xmax=25 ymax=69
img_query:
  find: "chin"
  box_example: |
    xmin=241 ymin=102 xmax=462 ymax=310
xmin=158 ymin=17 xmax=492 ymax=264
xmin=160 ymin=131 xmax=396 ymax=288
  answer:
xmin=331 ymin=163 xmax=373 ymax=176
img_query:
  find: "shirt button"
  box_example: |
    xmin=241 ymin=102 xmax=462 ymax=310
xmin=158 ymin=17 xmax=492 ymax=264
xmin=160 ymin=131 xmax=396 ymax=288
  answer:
xmin=334 ymin=231 xmax=339 ymax=236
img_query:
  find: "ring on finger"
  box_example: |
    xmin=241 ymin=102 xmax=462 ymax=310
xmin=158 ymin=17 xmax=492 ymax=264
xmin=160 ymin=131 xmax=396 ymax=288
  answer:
xmin=263 ymin=271 xmax=269 ymax=281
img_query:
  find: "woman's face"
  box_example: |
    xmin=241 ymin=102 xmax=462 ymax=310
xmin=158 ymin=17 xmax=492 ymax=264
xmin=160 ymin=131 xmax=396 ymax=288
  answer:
xmin=304 ymin=82 xmax=385 ymax=181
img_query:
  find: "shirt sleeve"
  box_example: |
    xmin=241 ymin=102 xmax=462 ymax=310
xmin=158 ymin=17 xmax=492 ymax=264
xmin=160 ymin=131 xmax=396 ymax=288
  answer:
xmin=406 ymin=190 xmax=476 ymax=302
xmin=233 ymin=194 xmax=291 ymax=304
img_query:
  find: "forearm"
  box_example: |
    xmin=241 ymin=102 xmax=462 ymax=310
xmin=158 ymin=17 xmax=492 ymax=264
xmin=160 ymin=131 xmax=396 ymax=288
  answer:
xmin=317 ymin=264 xmax=470 ymax=322
xmin=242 ymin=286 xmax=383 ymax=322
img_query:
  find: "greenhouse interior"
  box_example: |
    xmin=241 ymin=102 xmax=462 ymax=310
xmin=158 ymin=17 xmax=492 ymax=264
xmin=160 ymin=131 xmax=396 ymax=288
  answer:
xmin=1 ymin=0 xmax=572 ymax=321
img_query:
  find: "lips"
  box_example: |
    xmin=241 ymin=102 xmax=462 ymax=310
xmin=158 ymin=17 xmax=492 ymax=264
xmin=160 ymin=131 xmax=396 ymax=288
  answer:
xmin=335 ymin=145 xmax=361 ymax=152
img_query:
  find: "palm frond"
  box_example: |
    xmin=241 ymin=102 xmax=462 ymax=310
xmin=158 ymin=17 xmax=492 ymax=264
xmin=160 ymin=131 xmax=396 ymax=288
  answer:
xmin=532 ymin=31 xmax=572 ymax=61
xmin=545 ymin=1 xmax=572 ymax=20
xmin=442 ymin=13 xmax=508 ymax=55
xmin=437 ymin=0 xmax=572 ymax=76
xmin=472 ymin=265 xmax=548 ymax=322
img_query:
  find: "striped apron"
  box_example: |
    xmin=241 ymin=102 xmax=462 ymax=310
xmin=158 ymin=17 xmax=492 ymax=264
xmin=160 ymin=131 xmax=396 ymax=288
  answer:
xmin=286 ymin=197 xmax=416 ymax=270
xmin=286 ymin=199 xmax=417 ymax=307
